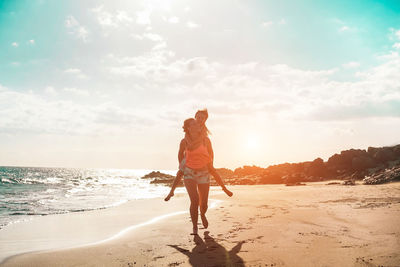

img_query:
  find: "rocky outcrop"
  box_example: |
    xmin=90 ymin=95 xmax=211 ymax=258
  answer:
xmin=143 ymin=144 xmax=400 ymax=187
xmin=363 ymin=165 xmax=400 ymax=185
xmin=142 ymin=171 xmax=175 ymax=179
xmin=141 ymin=171 xmax=179 ymax=186
xmin=233 ymin=165 xmax=264 ymax=176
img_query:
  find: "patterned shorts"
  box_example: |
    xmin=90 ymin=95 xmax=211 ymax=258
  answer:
xmin=179 ymin=158 xmax=210 ymax=184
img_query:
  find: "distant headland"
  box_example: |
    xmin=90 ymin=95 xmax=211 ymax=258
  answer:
xmin=143 ymin=144 xmax=400 ymax=186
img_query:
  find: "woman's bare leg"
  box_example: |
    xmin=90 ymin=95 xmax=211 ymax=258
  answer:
xmin=184 ymin=179 xmax=199 ymax=234
xmin=198 ymin=183 xmax=210 ymax=228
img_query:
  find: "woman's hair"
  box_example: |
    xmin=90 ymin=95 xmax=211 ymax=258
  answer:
xmin=182 ymin=118 xmax=196 ymax=134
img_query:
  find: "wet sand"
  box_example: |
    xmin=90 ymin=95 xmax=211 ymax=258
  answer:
xmin=1 ymin=182 xmax=399 ymax=266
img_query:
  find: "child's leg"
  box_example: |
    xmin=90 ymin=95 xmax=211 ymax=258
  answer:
xmin=164 ymin=170 xmax=183 ymax=201
xmin=208 ymin=164 xmax=233 ymax=197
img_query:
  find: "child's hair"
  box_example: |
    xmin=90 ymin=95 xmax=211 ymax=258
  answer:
xmin=195 ymin=109 xmax=211 ymax=136
xmin=195 ymin=109 xmax=208 ymax=120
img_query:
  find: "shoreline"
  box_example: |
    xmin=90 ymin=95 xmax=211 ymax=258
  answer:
xmin=0 ymin=194 xmax=189 ymax=264
xmin=0 ymin=188 xmax=223 ymax=264
xmin=1 ymin=183 xmax=400 ymax=266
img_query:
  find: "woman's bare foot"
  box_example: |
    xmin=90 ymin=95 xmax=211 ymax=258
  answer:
xmin=223 ymin=187 xmax=233 ymax=197
xmin=190 ymin=227 xmax=198 ymax=235
xmin=200 ymin=213 xmax=208 ymax=229
xmin=164 ymin=192 xmax=174 ymax=201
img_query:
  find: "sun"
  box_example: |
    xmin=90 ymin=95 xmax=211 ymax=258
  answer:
xmin=245 ymin=134 xmax=260 ymax=150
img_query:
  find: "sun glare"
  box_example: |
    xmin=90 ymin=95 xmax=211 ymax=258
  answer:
xmin=245 ymin=134 xmax=260 ymax=150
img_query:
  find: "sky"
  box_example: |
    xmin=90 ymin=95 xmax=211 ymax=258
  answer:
xmin=0 ymin=0 xmax=400 ymax=170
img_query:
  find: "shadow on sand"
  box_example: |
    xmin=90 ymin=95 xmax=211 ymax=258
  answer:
xmin=169 ymin=231 xmax=245 ymax=267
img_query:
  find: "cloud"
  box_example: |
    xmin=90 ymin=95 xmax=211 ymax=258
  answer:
xmin=107 ymin=50 xmax=173 ymax=78
xmin=136 ymin=9 xmax=151 ymax=25
xmin=393 ymin=43 xmax=400 ymax=49
xmin=261 ymin=21 xmax=273 ymax=28
xmin=91 ymin=5 xmax=133 ymax=27
xmin=64 ymin=68 xmax=82 ymax=74
xmin=44 ymin=86 xmax=56 ymax=95
xmin=2 ymin=46 xmax=399 ymax=144
xmin=65 ymin=15 xmax=89 ymax=42
xmin=167 ymin=16 xmax=179 ymax=24
xmin=64 ymin=87 xmax=89 ymax=96
xmin=339 ymin=26 xmax=349 ymax=32
xmin=64 ymin=68 xmax=88 ymax=79
xmin=29 ymin=39 xmax=35 ymax=45
xmin=0 ymin=85 xmax=155 ymax=136
xmin=396 ymin=29 xmax=400 ymax=39
xmin=186 ymin=21 xmax=199 ymax=28
xmin=332 ymin=18 xmax=355 ymax=33
xmin=143 ymin=33 xmax=163 ymax=41
xmin=309 ymin=99 xmax=400 ymax=121
xmin=64 ymin=15 xmax=78 ymax=27
xmin=11 ymin=42 xmax=18 ymax=47
xmin=164 ymin=16 xmax=180 ymax=24
xmin=261 ymin=19 xmax=286 ymax=28
xmin=104 ymin=43 xmax=400 ymax=123
xmin=342 ymin=61 xmax=360 ymax=68
xmin=152 ymin=41 xmax=167 ymax=50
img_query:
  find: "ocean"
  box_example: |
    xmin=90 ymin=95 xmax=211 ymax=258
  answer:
xmin=0 ymin=166 xmax=180 ymax=229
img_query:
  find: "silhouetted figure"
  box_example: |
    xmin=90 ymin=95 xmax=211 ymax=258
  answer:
xmin=165 ymin=111 xmax=232 ymax=202
xmin=165 ymin=113 xmax=232 ymax=235
xmin=169 ymin=231 xmax=245 ymax=267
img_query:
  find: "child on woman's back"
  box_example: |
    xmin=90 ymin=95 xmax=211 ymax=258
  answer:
xmin=164 ymin=109 xmax=233 ymax=201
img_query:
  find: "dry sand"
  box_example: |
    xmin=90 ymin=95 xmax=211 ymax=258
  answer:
xmin=1 ymin=182 xmax=399 ymax=267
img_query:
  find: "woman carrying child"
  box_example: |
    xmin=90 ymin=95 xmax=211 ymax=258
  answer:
xmin=165 ymin=109 xmax=232 ymax=235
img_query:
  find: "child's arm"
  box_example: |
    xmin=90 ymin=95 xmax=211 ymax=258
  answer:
xmin=165 ymin=170 xmax=183 ymax=201
xmin=178 ymin=139 xmax=186 ymax=163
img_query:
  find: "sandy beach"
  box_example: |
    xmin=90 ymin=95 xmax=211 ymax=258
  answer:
xmin=1 ymin=182 xmax=399 ymax=267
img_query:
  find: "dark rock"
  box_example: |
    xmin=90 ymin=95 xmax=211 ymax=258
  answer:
xmin=144 ymin=144 xmax=400 ymax=186
xmin=259 ymin=172 xmax=283 ymax=184
xmin=328 ymin=149 xmax=369 ymax=172
xmin=367 ymin=146 xmax=379 ymax=156
xmin=285 ymin=182 xmax=306 ymax=186
xmin=351 ymin=171 xmax=366 ymax=180
xmin=352 ymin=156 xmax=375 ymax=171
xmin=343 ymin=179 xmax=356 ymax=185
xmin=393 ymin=145 xmax=400 ymax=157
xmin=373 ymin=147 xmax=396 ymax=163
xmin=363 ymin=165 xmax=400 ymax=185
xmin=142 ymin=171 xmax=174 ymax=179
xmin=142 ymin=171 xmax=178 ymax=186
xmin=284 ymin=173 xmax=305 ymax=184
xmin=215 ymin=168 xmax=234 ymax=179
xmin=306 ymin=158 xmax=327 ymax=177
xmin=233 ymin=165 xmax=264 ymax=176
